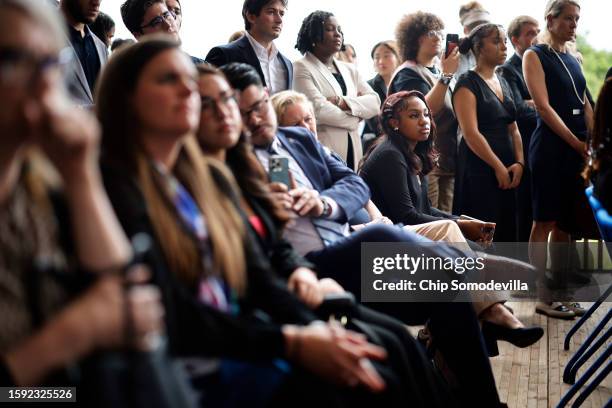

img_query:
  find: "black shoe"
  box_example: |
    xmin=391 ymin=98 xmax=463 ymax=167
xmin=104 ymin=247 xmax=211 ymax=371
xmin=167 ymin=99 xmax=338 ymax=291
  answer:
xmin=569 ymin=273 xmax=591 ymax=285
xmin=482 ymin=321 xmax=544 ymax=349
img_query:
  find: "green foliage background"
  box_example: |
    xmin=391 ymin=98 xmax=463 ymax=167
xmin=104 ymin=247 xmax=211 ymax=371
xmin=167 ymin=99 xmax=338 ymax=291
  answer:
xmin=577 ymin=36 xmax=612 ymax=100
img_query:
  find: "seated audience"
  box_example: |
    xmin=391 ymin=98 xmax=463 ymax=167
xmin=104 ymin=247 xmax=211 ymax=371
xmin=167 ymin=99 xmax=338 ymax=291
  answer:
xmin=0 ymin=0 xmax=162 ymax=395
xmin=293 ymin=10 xmax=380 ymax=170
xmin=195 ymin=63 xmax=457 ymax=407
xmin=272 ymin=89 xmax=467 ymax=242
xmin=97 ymin=37 xmax=430 ymax=407
xmin=222 ymin=62 xmax=536 ymax=407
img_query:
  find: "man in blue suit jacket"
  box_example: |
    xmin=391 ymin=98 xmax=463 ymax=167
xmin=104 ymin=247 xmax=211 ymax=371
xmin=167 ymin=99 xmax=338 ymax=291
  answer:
xmin=206 ymin=0 xmax=293 ymax=94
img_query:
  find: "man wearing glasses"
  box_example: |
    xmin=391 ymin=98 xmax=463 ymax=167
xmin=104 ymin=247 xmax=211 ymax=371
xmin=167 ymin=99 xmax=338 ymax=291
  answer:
xmin=206 ymin=0 xmax=292 ymax=95
xmin=120 ymin=0 xmax=179 ymax=41
xmin=60 ymin=0 xmax=108 ymax=108
xmin=120 ymin=0 xmax=204 ymax=63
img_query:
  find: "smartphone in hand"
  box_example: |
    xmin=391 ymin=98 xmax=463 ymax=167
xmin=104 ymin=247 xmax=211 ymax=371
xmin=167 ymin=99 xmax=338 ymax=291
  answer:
xmin=269 ymin=155 xmax=290 ymax=187
xmin=445 ymin=34 xmax=460 ymax=58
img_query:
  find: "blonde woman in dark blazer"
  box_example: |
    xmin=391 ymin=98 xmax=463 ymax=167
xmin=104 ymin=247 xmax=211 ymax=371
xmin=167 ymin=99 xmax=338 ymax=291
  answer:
xmin=293 ymin=10 xmax=380 ymax=170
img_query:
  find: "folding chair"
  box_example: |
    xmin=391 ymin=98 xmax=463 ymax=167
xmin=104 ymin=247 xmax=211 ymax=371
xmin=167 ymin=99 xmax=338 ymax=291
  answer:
xmin=558 ymin=187 xmax=612 ymax=407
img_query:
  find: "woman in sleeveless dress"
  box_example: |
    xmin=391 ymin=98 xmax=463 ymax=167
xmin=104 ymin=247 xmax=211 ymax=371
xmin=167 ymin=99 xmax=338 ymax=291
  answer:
xmin=453 ymin=23 xmax=524 ymax=243
xmin=523 ymin=0 xmax=594 ymax=318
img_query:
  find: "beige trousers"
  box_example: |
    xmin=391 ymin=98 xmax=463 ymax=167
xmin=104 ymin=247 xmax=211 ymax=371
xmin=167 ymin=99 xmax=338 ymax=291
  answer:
xmin=404 ymin=220 xmax=507 ymax=316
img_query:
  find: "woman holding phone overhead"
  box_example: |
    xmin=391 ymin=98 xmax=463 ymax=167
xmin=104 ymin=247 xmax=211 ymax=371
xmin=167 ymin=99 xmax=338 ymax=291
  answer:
xmin=452 ymin=23 xmax=523 ymax=242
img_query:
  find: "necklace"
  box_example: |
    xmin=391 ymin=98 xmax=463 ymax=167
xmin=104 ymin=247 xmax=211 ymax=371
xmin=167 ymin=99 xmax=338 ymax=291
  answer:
xmin=550 ymin=47 xmax=585 ymax=106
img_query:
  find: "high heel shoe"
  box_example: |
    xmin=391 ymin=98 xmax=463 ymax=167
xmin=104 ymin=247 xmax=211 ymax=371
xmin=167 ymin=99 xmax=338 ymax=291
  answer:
xmin=481 ymin=321 xmax=544 ymax=350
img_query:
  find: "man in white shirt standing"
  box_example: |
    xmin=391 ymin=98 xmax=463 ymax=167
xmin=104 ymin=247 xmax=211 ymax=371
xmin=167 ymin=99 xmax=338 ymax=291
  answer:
xmin=205 ymin=0 xmax=292 ymax=94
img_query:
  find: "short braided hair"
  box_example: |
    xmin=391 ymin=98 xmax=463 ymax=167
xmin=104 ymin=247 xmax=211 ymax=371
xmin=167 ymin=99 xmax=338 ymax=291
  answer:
xmin=295 ymin=10 xmax=338 ymax=55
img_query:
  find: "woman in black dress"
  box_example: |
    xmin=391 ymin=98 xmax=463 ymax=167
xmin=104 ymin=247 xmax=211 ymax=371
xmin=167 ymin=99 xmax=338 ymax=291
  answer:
xmin=453 ymin=23 xmax=524 ymax=243
xmin=523 ymin=0 xmax=594 ymax=318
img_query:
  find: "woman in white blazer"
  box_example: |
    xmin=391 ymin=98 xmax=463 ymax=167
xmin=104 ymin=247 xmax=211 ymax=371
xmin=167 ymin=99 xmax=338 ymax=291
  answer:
xmin=293 ymin=11 xmax=380 ymax=170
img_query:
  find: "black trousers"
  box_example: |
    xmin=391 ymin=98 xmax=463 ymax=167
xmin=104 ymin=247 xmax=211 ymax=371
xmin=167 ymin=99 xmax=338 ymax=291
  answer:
xmin=306 ymin=224 xmax=502 ymax=408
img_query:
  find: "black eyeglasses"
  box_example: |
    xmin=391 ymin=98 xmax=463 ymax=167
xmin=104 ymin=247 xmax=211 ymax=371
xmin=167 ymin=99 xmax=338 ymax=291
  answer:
xmin=0 ymin=47 xmax=66 ymax=87
xmin=140 ymin=10 xmax=175 ymax=30
xmin=200 ymin=92 xmax=238 ymax=113
xmin=240 ymin=95 xmax=269 ymax=119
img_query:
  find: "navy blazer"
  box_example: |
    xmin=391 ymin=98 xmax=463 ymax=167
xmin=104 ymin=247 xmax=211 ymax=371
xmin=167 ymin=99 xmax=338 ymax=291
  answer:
xmin=275 ymin=126 xmax=370 ymax=222
xmin=205 ymin=35 xmax=293 ymax=89
xmin=498 ymin=53 xmax=537 ymax=122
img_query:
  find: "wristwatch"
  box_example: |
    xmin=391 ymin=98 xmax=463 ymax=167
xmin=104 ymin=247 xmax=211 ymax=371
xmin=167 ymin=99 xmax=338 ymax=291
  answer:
xmin=320 ymin=197 xmax=332 ymax=217
xmin=439 ymin=73 xmax=453 ymax=86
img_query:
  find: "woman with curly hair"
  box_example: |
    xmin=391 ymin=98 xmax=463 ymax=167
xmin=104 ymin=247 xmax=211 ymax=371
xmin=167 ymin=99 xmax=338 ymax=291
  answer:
xmin=293 ymin=10 xmax=380 ymax=170
xmin=390 ymin=12 xmax=460 ymax=213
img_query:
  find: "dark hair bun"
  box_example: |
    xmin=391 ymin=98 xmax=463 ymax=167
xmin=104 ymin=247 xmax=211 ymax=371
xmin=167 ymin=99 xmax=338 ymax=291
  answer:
xmin=458 ymin=37 xmax=473 ymax=55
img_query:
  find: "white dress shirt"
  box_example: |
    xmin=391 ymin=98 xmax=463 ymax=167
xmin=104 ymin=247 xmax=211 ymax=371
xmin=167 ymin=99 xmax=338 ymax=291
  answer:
xmin=245 ymin=31 xmax=288 ymax=94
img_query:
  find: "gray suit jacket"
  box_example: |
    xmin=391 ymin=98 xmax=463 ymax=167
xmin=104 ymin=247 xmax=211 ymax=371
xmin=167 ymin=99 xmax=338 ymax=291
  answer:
xmin=63 ymin=26 xmax=108 ymax=108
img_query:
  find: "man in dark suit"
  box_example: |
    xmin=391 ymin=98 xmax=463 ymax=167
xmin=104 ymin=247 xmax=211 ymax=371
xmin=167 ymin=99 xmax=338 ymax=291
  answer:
xmin=206 ymin=0 xmax=292 ymax=94
xmin=60 ymin=0 xmax=108 ymax=108
xmin=498 ymin=15 xmax=540 ymax=242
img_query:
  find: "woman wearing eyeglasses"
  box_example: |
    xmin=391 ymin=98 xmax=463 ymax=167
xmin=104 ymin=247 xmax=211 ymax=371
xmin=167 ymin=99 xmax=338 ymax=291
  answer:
xmin=0 ymin=0 xmax=162 ymax=392
xmin=293 ymin=10 xmax=380 ymax=171
xmin=195 ymin=63 xmax=465 ymax=407
xmin=388 ymin=12 xmax=460 ymax=214
xmin=98 ymin=37 xmax=456 ymax=407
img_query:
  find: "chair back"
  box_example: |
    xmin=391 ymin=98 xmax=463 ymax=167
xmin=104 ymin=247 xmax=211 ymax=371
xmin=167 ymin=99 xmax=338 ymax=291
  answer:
xmin=585 ymin=186 xmax=612 ymax=242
